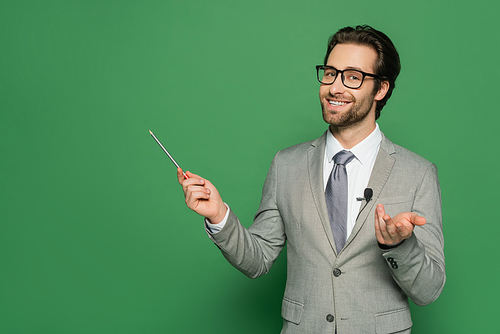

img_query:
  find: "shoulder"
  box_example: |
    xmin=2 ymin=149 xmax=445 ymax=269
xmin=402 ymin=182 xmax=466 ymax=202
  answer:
xmin=275 ymin=132 xmax=327 ymax=161
xmin=381 ymin=133 xmax=434 ymax=169
xmin=380 ymin=134 xmax=439 ymax=189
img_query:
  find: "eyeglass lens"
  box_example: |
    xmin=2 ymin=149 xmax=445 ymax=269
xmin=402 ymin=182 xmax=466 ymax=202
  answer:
xmin=318 ymin=67 xmax=364 ymax=89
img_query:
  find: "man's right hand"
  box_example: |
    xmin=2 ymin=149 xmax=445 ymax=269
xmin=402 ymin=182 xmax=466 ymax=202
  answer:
xmin=177 ymin=168 xmax=227 ymax=224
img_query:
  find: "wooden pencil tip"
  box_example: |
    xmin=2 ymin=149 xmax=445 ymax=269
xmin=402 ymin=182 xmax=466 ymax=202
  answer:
xmin=149 ymin=130 xmax=153 ymax=135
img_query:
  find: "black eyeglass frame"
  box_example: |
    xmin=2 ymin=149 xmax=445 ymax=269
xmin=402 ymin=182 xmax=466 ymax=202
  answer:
xmin=315 ymin=65 xmax=381 ymax=89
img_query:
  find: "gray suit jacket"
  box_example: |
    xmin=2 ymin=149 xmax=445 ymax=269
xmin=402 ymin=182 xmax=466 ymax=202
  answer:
xmin=208 ymin=132 xmax=445 ymax=334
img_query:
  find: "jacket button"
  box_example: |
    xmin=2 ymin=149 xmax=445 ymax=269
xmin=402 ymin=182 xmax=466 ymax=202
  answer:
xmin=333 ymin=268 xmax=341 ymax=277
xmin=387 ymin=257 xmax=399 ymax=269
xmin=326 ymin=314 xmax=334 ymax=322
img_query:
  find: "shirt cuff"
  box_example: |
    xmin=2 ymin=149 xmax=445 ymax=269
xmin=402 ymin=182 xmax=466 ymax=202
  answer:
xmin=204 ymin=203 xmax=230 ymax=234
xmin=378 ymin=239 xmax=405 ymax=250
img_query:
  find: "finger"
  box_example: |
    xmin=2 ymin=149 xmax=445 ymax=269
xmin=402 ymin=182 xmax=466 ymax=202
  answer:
xmin=183 ymin=171 xmax=210 ymax=188
xmin=379 ymin=217 xmax=397 ymax=242
xmin=185 ymin=171 xmax=204 ymax=179
xmin=393 ymin=212 xmax=427 ymax=227
xmin=410 ymin=214 xmax=427 ymax=226
xmin=179 ymin=174 xmax=208 ymax=203
xmin=376 ymin=205 xmax=391 ymax=236
xmin=377 ymin=204 xmax=385 ymax=214
xmin=184 ymin=184 xmax=211 ymax=207
xmin=377 ymin=204 xmax=402 ymax=244
xmin=382 ymin=214 xmax=399 ymax=238
xmin=374 ymin=223 xmax=386 ymax=244
xmin=181 ymin=172 xmax=205 ymax=188
xmin=186 ymin=189 xmax=211 ymax=204
xmin=184 ymin=183 xmax=210 ymax=201
xmin=395 ymin=223 xmax=412 ymax=239
xmin=374 ymin=205 xmax=388 ymax=244
xmin=186 ymin=184 xmax=210 ymax=195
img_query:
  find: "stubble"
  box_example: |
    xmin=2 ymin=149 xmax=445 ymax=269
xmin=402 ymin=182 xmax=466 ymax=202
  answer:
xmin=321 ymin=92 xmax=375 ymax=129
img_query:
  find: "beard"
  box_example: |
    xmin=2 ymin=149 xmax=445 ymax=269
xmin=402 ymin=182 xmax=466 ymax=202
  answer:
xmin=321 ymin=91 xmax=376 ymax=128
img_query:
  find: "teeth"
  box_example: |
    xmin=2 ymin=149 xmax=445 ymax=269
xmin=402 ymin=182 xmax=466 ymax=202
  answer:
xmin=329 ymin=101 xmax=347 ymax=106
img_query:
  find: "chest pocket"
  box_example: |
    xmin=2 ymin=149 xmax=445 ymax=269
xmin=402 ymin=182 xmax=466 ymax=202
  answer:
xmin=374 ymin=194 xmax=413 ymax=217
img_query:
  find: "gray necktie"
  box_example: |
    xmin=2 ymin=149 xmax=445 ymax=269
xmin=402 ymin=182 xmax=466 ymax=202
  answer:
xmin=325 ymin=150 xmax=355 ymax=254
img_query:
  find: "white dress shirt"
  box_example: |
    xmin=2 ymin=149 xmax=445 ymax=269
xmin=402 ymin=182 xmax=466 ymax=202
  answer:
xmin=323 ymin=124 xmax=381 ymax=238
xmin=207 ymin=124 xmax=382 ymax=236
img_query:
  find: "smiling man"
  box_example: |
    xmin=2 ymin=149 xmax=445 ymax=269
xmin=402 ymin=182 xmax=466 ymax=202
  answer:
xmin=178 ymin=25 xmax=445 ymax=333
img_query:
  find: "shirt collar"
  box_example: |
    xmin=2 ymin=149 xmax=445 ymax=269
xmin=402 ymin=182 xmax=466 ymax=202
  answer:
xmin=326 ymin=123 xmax=382 ymax=165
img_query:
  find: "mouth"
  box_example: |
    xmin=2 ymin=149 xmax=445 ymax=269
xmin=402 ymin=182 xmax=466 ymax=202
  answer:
xmin=326 ymin=98 xmax=352 ymax=109
xmin=329 ymin=100 xmax=348 ymax=107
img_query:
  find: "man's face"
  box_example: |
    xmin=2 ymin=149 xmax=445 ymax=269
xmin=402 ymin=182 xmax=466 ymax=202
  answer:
xmin=319 ymin=43 xmax=387 ymax=128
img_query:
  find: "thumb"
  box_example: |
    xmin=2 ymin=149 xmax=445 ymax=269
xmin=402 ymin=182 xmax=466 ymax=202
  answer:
xmin=410 ymin=213 xmax=426 ymax=226
xmin=177 ymin=168 xmax=185 ymax=184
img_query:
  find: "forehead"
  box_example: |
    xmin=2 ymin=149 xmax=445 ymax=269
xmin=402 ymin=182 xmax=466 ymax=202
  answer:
xmin=326 ymin=43 xmax=377 ymax=73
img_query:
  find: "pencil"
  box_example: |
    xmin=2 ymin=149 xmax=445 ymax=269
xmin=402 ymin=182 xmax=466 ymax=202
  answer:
xmin=149 ymin=130 xmax=189 ymax=179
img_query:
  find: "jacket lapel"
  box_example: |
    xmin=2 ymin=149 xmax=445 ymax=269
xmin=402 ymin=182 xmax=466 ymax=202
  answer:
xmin=346 ymin=133 xmax=396 ymax=246
xmin=307 ymin=131 xmax=339 ymax=254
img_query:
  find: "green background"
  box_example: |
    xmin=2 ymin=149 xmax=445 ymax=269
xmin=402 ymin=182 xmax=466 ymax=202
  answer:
xmin=1 ymin=0 xmax=498 ymax=333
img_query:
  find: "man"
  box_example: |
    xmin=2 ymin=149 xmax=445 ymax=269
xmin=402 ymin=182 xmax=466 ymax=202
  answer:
xmin=178 ymin=25 xmax=445 ymax=333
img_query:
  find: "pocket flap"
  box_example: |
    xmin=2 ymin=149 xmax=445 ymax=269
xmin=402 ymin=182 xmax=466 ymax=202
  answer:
xmin=375 ymin=307 xmax=412 ymax=333
xmin=375 ymin=194 xmax=412 ymax=205
xmin=281 ymin=297 xmax=304 ymax=325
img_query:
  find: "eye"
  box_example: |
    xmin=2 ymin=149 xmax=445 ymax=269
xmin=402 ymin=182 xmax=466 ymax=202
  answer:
xmin=324 ymin=68 xmax=336 ymax=77
xmin=346 ymin=71 xmax=362 ymax=81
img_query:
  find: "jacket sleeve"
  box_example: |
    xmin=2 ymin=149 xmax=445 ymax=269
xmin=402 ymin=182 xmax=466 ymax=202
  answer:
xmin=206 ymin=152 xmax=286 ymax=279
xmin=380 ymin=163 xmax=446 ymax=306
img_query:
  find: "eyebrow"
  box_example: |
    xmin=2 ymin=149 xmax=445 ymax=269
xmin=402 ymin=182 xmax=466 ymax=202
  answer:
xmin=344 ymin=66 xmax=365 ymax=72
xmin=325 ymin=65 xmax=366 ymax=72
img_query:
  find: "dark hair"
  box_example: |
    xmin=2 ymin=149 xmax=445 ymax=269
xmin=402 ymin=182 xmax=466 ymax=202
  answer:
xmin=324 ymin=25 xmax=401 ymax=119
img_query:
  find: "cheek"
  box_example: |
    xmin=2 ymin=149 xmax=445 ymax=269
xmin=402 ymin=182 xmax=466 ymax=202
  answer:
xmin=319 ymin=86 xmax=330 ymax=98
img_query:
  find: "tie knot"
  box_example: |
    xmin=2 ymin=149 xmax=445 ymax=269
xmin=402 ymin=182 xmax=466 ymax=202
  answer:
xmin=333 ymin=150 xmax=355 ymax=166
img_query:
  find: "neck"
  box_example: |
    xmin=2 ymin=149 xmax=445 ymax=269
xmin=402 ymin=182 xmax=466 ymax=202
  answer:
xmin=329 ymin=121 xmax=376 ymax=149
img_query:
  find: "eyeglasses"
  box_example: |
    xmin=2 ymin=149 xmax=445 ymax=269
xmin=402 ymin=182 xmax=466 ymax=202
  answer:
xmin=316 ymin=65 xmax=380 ymax=89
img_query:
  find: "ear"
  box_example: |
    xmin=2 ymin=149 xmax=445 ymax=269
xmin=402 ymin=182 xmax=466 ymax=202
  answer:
xmin=374 ymin=80 xmax=390 ymax=101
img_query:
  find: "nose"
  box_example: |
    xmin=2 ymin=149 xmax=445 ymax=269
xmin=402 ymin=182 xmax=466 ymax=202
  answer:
xmin=329 ymin=74 xmax=345 ymax=95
